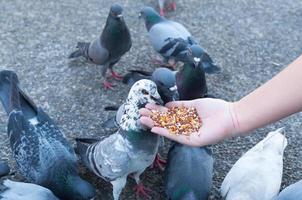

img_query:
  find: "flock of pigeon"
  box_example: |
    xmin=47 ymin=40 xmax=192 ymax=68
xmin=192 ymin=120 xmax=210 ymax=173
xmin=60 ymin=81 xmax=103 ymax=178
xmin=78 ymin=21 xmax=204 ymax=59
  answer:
xmin=0 ymin=2 xmax=301 ymax=200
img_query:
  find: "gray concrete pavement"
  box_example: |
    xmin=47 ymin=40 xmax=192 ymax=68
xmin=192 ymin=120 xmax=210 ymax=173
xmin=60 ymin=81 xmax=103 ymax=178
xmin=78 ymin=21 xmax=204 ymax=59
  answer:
xmin=0 ymin=0 xmax=302 ymax=199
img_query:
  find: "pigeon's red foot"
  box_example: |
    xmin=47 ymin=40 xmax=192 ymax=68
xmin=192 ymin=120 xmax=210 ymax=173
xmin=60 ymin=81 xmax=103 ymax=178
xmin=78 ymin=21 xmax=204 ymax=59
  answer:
xmin=151 ymin=154 xmax=166 ymax=171
xmin=160 ymin=8 xmax=165 ymax=16
xmin=103 ymin=80 xmax=115 ymax=90
xmin=169 ymin=2 xmax=176 ymax=11
xmin=133 ymin=183 xmax=152 ymax=199
xmin=110 ymin=70 xmax=123 ymax=80
xmin=151 ymin=58 xmax=171 ymax=67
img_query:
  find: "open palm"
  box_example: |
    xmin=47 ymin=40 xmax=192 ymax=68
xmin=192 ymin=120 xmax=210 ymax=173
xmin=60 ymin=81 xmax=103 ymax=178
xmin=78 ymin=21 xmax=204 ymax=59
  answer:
xmin=139 ymin=98 xmax=238 ymax=147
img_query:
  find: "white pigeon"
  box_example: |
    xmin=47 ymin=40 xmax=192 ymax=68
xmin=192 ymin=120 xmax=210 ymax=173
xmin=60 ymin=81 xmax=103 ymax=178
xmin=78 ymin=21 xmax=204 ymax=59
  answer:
xmin=0 ymin=180 xmax=59 ymax=200
xmin=221 ymin=128 xmax=287 ymax=200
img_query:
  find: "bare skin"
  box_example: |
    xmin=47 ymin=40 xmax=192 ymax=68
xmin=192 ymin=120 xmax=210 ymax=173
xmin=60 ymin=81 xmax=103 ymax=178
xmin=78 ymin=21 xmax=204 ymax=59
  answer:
xmin=140 ymin=55 xmax=302 ymax=147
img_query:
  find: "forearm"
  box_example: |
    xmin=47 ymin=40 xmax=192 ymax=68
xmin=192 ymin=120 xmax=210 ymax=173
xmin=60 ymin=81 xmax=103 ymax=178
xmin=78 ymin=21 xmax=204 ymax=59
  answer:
xmin=233 ymin=55 xmax=302 ymax=134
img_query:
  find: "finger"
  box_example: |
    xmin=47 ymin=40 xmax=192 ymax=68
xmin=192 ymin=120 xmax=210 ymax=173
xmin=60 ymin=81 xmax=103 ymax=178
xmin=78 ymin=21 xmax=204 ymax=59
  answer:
xmin=139 ymin=116 xmax=154 ymax=128
xmin=139 ymin=108 xmax=152 ymax=117
xmin=150 ymin=127 xmax=196 ymax=146
xmin=165 ymin=100 xmax=193 ymax=108
xmin=145 ymin=103 xmax=168 ymax=112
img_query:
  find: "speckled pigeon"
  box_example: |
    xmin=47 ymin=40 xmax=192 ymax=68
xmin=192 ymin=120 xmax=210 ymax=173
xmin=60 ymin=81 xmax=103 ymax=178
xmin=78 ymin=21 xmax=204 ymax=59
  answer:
xmin=0 ymin=70 xmax=96 ymax=200
xmin=0 ymin=161 xmax=10 ymax=177
xmin=275 ymin=180 xmax=302 ymax=200
xmin=221 ymin=128 xmax=287 ymax=200
xmin=158 ymin=0 xmax=176 ymax=16
xmin=101 ymin=67 xmax=178 ymax=129
xmin=139 ymin=6 xmax=220 ymax=73
xmin=75 ymin=79 xmax=163 ymax=200
xmin=69 ymin=3 xmax=132 ymax=89
xmin=164 ymin=143 xmax=213 ymax=200
xmin=0 ymin=179 xmax=59 ymax=200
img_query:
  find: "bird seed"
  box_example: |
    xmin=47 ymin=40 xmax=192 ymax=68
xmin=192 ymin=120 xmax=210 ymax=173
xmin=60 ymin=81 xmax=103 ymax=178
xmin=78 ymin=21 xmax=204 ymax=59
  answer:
xmin=150 ymin=107 xmax=202 ymax=136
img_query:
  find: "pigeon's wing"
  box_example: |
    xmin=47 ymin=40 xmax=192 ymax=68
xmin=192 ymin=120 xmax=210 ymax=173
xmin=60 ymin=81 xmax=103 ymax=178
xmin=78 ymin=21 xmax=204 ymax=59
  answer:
xmin=7 ymin=108 xmax=77 ymax=182
xmin=221 ymin=154 xmax=282 ymax=200
xmin=167 ymin=21 xmax=191 ymax=38
xmin=89 ymin=133 xmax=131 ymax=181
xmin=7 ymin=111 xmax=41 ymax=182
xmin=36 ymin=108 xmax=77 ymax=159
xmin=101 ymin=104 xmax=125 ymax=129
xmin=165 ymin=144 xmax=213 ymax=200
xmin=88 ymin=38 xmax=109 ymax=65
xmin=2 ymin=180 xmax=59 ymax=200
xmin=148 ymin=21 xmax=191 ymax=52
xmin=122 ymin=70 xmax=152 ymax=86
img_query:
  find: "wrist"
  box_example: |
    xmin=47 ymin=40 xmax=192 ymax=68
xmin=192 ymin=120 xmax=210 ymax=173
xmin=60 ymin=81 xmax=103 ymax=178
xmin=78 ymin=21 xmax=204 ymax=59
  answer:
xmin=228 ymin=101 xmax=242 ymax=136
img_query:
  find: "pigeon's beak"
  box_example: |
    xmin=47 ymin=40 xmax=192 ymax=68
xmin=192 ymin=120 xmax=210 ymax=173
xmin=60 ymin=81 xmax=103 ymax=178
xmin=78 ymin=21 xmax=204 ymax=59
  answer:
xmin=138 ymin=12 xmax=142 ymax=19
xmin=193 ymin=57 xmax=201 ymax=67
xmin=117 ymin=14 xmax=123 ymax=20
xmin=151 ymin=95 xmax=164 ymax=105
xmin=169 ymin=85 xmax=177 ymax=92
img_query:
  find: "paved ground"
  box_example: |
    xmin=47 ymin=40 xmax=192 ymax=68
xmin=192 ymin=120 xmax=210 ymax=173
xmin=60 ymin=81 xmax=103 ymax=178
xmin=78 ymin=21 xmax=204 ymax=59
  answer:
xmin=0 ymin=0 xmax=302 ymax=199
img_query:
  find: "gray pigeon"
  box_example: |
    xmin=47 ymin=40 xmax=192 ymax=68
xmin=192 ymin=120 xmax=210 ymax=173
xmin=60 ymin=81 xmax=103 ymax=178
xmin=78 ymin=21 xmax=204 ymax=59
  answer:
xmin=75 ymin=79 xmax=163 ymax=200
xmin=221 ymin=128 xmax=287 ymax=200
xmin=0 ymin=70 xmax=95 ymax=200
xmin=275 ymin=180 xmax=302 ymax=200
xmin=139 ymin=7 xmax=220 ymax=74
xmin=0 ymin=179 xmax=59 ymax=200
xmin=158 ymin=0 xmax=176 ymax=16
xmin=164 ymin=143 xmax=213 ymax=200
xmin=69 ymin=3 xmax=132 ymax=89
xmin=0 ymin=161 xmax=10 ymax=177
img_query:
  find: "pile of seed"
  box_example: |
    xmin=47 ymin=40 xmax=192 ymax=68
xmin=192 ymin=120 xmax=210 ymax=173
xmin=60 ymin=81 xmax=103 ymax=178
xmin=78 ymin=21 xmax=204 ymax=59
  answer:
xmin=151 ymin=107 xmax=202 ymax=136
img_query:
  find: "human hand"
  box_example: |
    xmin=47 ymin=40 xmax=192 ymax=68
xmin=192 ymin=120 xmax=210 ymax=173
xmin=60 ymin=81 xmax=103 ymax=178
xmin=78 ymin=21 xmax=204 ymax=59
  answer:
xmin=139 ymin=98 xmax=240 ymax=147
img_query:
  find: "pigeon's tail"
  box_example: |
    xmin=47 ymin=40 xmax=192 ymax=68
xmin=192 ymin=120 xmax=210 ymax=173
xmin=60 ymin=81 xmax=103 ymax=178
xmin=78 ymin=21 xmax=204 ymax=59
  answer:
xmin=0 ymin=161 xmax=10 ymax=178
xmin=69 ymin=42 xmax=90 ymax=59
xmin=75 ymin=138 xmax=99 ymax=169
xmin=0 ymin=70 xmax=21 ymax=115
xmin=0 ymin=180 xmax=8 ymax=196
xmin=122 ymin=70 xmax=152 ymax=86
xmin=201 ymin=53 xmax=221 ymax=74
xmin=101 ymin=116 xmax=119 ymax=129
xmin=104 ymin=106 xmax=119 ymax=111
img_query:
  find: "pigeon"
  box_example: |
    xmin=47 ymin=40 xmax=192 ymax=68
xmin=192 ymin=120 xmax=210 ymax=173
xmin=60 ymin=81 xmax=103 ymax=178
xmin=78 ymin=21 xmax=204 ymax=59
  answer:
xmin=69 ymin=3 xmax=132 ymax=89
xmin=164 ymin=143 xmax=213 ymax=200
xmin=176 ymin=61 xmax=208 ymax=100
xmin=275 ymin=180 xmax=302 ymax=200
xmin=0 ymin=70 xmax=96 ymax=200
xmin=123 ymin=67 xmax=178 ymax=104
xmin=163 ymin=56 xmax=212 ymax=199
xmin=0 ymin=179 xmax=59 ymax=200
xmin=158 ymin=0 xmax=176 ymax=16
xmin=139 ymin=6 xmax=220 ymax=73
xmin=0 ymin=161 xmax=10 ymax=177
xmin=75 ymin=79 xmax=163 ymax=200
xmin=221 ymin=128 xmax=287 ymax=200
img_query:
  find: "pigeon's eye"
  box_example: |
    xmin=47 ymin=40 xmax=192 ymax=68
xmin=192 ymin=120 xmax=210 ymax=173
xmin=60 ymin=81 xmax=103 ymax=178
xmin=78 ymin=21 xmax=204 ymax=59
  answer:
xmin=142 ymin=89 xmax=149 ymax=95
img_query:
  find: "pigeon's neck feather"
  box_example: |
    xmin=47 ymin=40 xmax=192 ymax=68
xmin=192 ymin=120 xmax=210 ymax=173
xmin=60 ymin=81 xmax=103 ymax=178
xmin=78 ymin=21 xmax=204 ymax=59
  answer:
xmin=120 ymin=99 xmax=141 ymax=131
xmin=146 ymin=15 xmax=164 ymax=31
xmin=177 ymin=63 xmax=207 ymax=100
xmin=101 ymin=16 xmax=130 ymax=50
